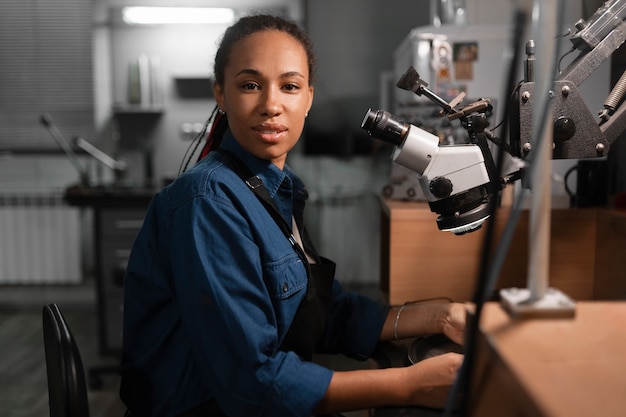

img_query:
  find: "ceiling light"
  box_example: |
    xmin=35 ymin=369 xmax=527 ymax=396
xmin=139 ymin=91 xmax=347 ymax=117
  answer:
xmin=122 ymin=7 xmax=235 ymax=25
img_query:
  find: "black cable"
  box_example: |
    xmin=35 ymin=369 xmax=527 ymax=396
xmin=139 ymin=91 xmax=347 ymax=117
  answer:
xmin=442 ymin=6 xmax=528 ymax=417
xmin=490 ymin=80 xmax=524 ymax=132
xmin=557 ymin=46 xmax=577 ymax=74
xmin=480 ymin=0 xmax=570 ymax=325
xmin=445 ymin=1 xmax=570 ymax=415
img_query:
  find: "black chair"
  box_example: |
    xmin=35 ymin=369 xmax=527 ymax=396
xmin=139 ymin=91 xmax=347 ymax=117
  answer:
xmin=42 ymin=303 xmax=91 ymax=417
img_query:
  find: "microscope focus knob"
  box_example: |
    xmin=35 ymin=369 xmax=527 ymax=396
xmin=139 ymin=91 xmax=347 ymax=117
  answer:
xmin=429 ymin=177 xmax=453 ymax=199
xmin=553 ymin=116 xmax=576 ymax=143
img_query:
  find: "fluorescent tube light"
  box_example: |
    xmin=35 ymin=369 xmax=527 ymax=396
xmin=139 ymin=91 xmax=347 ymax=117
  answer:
xmin=122 ymin=7 xmax=235 ymax=25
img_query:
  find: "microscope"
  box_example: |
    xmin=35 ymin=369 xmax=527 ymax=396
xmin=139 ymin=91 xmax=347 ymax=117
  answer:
xmin=361 ymin=76 xmax=510 ymax=235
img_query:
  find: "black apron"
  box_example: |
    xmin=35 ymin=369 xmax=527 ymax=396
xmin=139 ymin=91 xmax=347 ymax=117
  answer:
xmin=178 ymin=150 xmax=336 ymax=417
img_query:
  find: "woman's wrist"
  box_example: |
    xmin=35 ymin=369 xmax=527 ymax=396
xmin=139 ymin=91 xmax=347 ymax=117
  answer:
xmin=437 ymin=303 xmax=453 ymax=334
xmin=382 ymin=299 xmax=457 ymax=341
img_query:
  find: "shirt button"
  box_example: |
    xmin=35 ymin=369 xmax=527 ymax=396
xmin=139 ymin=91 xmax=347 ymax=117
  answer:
xmin=282 ymin=283 xmax=289 ymax=293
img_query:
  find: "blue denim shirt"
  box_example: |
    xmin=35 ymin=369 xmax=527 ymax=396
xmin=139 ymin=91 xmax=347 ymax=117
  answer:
xmin=120 ymin=132 xmax=389 ymax=417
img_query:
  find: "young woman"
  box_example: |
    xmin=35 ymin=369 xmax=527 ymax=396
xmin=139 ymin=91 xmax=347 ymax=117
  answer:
xmin=120 ymin=14 xmax=467 ymax=417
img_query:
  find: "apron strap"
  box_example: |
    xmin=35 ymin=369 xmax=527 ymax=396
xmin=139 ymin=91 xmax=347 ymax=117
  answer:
xmin=216 ymin=148 xmax=334 ymax=359
xmin=217 ymin=149 xmax=307 ymax=258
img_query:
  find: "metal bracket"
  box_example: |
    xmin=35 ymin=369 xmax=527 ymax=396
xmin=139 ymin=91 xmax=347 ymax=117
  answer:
xmin=500 ymin=287 xmax=576 ymax=318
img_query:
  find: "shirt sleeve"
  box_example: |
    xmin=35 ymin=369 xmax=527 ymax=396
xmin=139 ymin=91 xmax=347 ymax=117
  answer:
xmin=167 ymin=194 xmax=333 ymax=417
xmin=320 ymin=280 xmax=391 ymax=359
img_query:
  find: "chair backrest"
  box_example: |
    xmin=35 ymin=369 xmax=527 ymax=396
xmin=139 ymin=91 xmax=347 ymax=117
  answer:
xmin=42 ymin=303 xmax=90 ymax=417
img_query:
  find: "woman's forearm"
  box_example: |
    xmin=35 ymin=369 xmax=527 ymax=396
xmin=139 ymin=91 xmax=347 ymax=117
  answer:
xmin=314 ymin=351 xmax=463 ymax=414
xmin=379 ymin=301 xmax=468 ymax=345
xmin=313 ymin=367 xmax=407 ymax=414
xmin=380 ymin=302 xmax=448 ymax=341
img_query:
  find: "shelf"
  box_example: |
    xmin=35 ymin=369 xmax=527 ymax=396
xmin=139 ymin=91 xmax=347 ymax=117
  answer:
xmin=173 ymin=76 xmax=213 ymax=99
xmin=112 ymin=105 xmax=164 ymax=116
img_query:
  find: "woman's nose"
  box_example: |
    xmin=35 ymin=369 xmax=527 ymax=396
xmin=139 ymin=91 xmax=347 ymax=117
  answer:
xmin=260 ymin=87 xmax=281 ymax=117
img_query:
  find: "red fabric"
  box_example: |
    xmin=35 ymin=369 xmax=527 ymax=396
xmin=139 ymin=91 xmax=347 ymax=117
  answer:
xmin=198 ymin=112 xmax=225 ymax=161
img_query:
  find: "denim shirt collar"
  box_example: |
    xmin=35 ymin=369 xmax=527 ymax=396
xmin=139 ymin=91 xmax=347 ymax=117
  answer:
xmin=219 ymin=130 xmax=306 ymax=201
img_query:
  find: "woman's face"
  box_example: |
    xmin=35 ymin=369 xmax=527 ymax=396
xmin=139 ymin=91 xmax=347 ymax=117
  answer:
xmin=214 ymin=30 xmax=314 ymax=169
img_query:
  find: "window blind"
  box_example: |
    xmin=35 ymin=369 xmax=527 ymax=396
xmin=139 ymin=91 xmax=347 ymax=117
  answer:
xmin=0 ymin=0 xmax=93 ymax=151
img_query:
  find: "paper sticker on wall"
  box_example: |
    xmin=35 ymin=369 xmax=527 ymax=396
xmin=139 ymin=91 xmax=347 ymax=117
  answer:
xmin=432 ymin=39 xmax=452 ymax=83
xmin=455 ymin=61 xmax=473 ymax=80
xmin=453 ymin=42 xmax=478 ymax=80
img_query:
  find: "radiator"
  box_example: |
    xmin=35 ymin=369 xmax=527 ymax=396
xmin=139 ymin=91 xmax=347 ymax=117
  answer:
xmin=0 ymin=191 xmax=81 ymax=284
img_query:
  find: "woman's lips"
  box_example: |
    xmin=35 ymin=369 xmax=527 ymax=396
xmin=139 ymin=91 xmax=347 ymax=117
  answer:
xmin=253 ymin=124 xmax=287 ymax=142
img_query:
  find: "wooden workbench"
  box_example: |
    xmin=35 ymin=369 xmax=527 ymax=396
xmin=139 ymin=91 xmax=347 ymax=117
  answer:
xmin=468 ymin=301 xmax=626 ymax=417
xmin=379 ymin=199 xmax=626 ymax=303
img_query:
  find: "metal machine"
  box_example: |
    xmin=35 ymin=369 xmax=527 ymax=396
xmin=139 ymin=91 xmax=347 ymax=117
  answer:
xmin=363 ymin=0 xmax=626 ymax=236
xmin=515 ymin=0 xmax=626 ymax=160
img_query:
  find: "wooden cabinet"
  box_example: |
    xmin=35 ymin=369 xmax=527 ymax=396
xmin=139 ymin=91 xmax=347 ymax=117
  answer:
xmin=593 ymin=208 xmax=626 ymax=299
xmin=380 ymin=199 xmax=624 ymax=304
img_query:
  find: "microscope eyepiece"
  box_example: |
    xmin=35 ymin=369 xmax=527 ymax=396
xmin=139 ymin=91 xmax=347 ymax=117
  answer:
xmin=361 ymin=109 xmax=409 ymax=147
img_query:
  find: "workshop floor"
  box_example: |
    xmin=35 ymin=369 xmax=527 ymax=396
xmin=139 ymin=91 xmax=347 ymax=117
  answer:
xmin=0 ymin=279 xmax=385 ymax=417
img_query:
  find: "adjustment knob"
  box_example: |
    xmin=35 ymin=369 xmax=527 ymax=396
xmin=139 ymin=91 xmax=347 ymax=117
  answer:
xmin=553 ymin=116 xmax=576 ymax=143
xmin=429 ymin=177 xmax=453 ymax=199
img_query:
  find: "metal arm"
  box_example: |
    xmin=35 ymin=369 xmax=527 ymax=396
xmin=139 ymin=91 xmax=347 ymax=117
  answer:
xmin=40 ymin=113 xmax=128 ymax=187
xmin=517 ymin=0 xmax=626 ymax=159
xmin=74 ymin=137 xmax=127 ymax=173
xmin=39 ymin=113 xmax=90 ymax=187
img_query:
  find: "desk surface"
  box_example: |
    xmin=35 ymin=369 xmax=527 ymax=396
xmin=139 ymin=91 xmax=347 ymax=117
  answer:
xmin=64 ymin=185 xmax=155 ymax=207
xmin=471 ymin=301 xmax=626 ymax=417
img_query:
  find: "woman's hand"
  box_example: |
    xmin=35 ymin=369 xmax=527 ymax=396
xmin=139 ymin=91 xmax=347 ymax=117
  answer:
xmin=441 ymin=302 xmax=472 ymax=345
xmin=403 ymin=352 xmax=463 ymax=409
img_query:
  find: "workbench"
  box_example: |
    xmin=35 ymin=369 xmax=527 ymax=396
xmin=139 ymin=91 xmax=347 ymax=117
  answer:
xmin=379 ymin=199 xmax=626 ymax=303
xmin=467 ymin=301 xmax=626 ymax=417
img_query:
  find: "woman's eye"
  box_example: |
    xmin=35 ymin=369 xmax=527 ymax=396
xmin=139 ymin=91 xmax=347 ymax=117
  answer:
xmin=283 ymin=83 xmax=300 ymax=91
xmin=242 ymin=83 xmax=259 ymax=90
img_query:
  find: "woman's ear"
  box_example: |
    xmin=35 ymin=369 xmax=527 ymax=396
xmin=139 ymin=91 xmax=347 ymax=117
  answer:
xmin=213 ymin=81 xmax=225 ymax=111
xmin=306 ymin=86 xmax=314 ymax=115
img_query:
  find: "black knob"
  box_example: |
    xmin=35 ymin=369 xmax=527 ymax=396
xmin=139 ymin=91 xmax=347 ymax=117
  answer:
xmin=553 ymin=116 xmax=576 ymax=143
xmin=430 ymin=177 xmax=453 ymax=199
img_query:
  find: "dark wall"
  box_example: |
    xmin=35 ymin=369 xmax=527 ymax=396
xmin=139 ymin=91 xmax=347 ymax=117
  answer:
xmin=303 ymin=0 xmax=431 ymax=155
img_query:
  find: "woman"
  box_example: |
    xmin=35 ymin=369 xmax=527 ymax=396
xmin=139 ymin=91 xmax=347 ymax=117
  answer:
xmin=120 ymin=14 xmax=467 ymax=417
